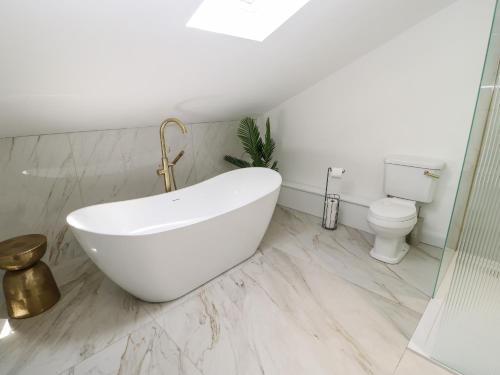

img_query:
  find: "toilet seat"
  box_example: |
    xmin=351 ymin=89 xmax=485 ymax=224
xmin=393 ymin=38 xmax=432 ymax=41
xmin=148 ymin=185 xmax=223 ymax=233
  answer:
xmin=369 ymin=198 xmax=416 ymax=222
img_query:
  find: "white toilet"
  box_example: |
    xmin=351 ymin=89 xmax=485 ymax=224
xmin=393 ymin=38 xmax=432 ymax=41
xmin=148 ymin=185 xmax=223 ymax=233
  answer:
xmin=367 ymin=155 xmax=444 ymax=264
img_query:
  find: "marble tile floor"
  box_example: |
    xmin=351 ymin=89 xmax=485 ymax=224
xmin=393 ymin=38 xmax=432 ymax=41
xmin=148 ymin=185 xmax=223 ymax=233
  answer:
xmin=0 ymin=206 xmax=443 ymax=375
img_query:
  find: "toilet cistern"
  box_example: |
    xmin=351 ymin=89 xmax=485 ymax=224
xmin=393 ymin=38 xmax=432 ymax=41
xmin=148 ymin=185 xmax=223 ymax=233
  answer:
xmin=367 ymin=155 xmax=444 ymax=264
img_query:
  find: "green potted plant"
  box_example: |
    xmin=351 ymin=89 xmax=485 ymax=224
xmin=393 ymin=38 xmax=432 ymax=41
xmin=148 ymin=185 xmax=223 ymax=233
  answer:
xmin=224 ymin=117 xmax=278 ymax=171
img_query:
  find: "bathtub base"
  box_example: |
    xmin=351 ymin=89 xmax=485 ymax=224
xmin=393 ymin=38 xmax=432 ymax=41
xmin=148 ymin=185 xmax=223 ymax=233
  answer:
xmin=139 ymin=251 xmax=256 ymax=303
xmin=105 ymin=193 xmax=276 ymax=302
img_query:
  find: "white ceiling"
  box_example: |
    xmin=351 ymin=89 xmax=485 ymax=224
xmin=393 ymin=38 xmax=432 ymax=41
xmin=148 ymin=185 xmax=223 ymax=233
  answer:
xmin=0 ymin=0 xmax=455 ymax=138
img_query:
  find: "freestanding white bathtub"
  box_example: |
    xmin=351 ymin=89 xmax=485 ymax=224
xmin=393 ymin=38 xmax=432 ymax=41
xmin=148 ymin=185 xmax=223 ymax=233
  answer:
xmin=67 ymin=167 xmax=281 ymax=302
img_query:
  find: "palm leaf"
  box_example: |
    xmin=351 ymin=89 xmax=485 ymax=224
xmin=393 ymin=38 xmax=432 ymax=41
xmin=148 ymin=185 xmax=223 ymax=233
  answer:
xmin=224 ymin=155 xmax=252 ymax=168
xmin=224 ymin=116 xmax=278 ymax=171
xmin=237 ymin=117 xmax=264 ymax=167
xmin=271 ymin=160 xmax=279 ymax=171
xmin=261 ymin=117 xmax=275 ymax=167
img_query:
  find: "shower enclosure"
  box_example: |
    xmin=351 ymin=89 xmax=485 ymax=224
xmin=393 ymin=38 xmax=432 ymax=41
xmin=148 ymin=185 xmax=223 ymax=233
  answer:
xmin=429 ymin=1 xmax=500 ymax=373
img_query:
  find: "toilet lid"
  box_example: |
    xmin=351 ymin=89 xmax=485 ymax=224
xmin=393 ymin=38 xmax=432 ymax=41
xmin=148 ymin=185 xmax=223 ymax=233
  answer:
xmin=369 ymin=198 xmax=416 ymax=222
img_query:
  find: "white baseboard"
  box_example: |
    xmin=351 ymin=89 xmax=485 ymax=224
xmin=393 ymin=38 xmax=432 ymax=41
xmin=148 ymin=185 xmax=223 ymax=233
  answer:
xmin=278 ymin=181 xmax=445 ymax=247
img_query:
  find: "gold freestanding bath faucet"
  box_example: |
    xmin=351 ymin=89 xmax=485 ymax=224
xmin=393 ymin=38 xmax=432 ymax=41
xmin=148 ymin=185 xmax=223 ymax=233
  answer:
xmin=157 ymin=117 xmax=188 ymax=192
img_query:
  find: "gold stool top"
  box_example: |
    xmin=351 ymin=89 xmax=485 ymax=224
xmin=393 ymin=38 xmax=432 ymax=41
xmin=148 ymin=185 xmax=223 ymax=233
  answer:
xmin=0 ymin=234 xmax=46 ymax=271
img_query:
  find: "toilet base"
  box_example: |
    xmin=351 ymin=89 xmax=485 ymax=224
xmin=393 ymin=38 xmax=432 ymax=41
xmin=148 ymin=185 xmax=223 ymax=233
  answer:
xmin=370 ymin=239 xmax=410 ymax=264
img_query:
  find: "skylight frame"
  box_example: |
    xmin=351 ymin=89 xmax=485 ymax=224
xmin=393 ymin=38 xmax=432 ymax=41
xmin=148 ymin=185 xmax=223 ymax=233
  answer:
xmin=186 ymin=0 xmax=312 ymax=42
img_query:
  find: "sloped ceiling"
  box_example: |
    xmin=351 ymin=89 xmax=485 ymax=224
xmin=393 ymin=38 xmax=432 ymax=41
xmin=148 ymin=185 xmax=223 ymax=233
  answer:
xmin=0 ymin=0 xmax=456 ymax=138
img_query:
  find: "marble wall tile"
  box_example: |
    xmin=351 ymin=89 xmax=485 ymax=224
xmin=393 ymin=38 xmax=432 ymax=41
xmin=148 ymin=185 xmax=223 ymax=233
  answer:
xmin=68 ymin=127 xmax=163 ymax=205
xmin=0 ymin=134 xmax=83 ymax=263
xmin=191 ymin=121 xmax=244 ymax=181
xmin=69 ymin=125 xmax=195 ymax=205
xmin=0 ymin=121 xmax=240 ymax=264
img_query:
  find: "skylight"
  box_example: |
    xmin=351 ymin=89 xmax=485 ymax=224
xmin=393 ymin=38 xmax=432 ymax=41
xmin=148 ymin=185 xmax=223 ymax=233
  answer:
xmin=186 ymin=0 xmax=312 ymax=42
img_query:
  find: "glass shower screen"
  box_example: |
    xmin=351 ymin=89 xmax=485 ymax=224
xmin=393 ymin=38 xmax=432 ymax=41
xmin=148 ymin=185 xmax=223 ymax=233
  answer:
xmin=431 ymin=2 xmax=500 ymax=373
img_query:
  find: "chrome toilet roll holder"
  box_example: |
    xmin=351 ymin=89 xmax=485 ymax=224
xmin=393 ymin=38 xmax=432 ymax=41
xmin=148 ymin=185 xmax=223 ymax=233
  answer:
xmin=322 ymin=167 xmax=345 ymax=230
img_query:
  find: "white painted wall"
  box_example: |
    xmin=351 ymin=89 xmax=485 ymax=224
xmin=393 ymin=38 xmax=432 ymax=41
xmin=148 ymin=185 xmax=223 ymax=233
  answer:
xmin=266 ymin=0 xmax=495 ymax=247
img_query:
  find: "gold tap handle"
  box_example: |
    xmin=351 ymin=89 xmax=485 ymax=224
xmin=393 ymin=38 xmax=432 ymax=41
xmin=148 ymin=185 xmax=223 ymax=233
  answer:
xmin=424 ymin=170 xmax=440 ymax=179
xmin=170 ymin=150 xmax=185 ymax=166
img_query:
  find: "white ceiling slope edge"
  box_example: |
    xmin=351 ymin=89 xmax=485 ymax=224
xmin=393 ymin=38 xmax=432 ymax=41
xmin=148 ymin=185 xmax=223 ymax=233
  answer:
xmin=0 ymin=0 xmax=456 ymax=138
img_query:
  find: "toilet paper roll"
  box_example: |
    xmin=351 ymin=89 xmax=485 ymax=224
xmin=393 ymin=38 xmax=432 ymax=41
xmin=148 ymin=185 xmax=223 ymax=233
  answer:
xmin=329 ymin=167 xmax=345 ymax=178
xmin=324 ymin=197 xmax=338 ymax=229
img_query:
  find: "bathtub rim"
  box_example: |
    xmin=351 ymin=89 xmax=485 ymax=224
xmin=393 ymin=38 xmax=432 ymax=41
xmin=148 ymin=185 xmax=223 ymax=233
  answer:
xmin=66 ymin=167 xmax=282 ymax=237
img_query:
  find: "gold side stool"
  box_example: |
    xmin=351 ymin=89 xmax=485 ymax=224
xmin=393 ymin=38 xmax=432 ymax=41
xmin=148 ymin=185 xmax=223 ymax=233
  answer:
xmin=0 ymin=234 xmax=60 ymax=319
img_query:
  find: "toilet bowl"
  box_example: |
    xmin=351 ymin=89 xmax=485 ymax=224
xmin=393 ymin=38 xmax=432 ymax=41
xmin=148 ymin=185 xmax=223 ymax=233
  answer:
xmin=366 ymin=155 xmax=444 ymax=264
xmin=367 ymin=197 xmax=417 ymax=264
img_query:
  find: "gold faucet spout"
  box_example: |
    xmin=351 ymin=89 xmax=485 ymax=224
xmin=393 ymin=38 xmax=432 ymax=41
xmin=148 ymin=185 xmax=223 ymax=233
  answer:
xmin=158 ymin=118 xmax=188 ymax=192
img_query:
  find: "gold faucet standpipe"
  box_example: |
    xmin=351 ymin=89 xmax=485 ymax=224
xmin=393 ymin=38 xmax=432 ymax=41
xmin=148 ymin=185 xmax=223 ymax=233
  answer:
xmin=157 ymin=118 xmax=188 ymax=192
